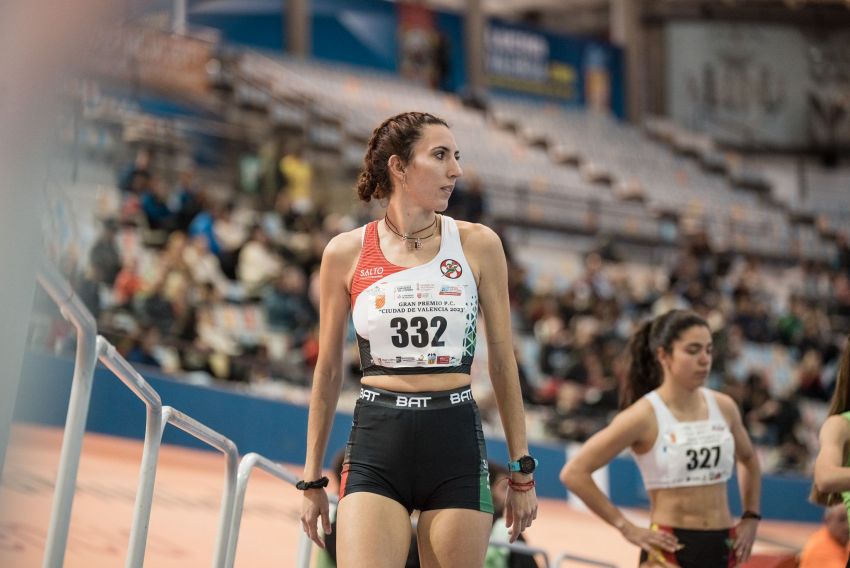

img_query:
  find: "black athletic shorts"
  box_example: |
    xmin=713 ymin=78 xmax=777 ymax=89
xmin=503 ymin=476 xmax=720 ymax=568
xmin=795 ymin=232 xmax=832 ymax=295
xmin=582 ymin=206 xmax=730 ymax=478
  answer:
xmin=339 ymin=385 xmax=493 ymax=515
xmin=638 ymin=525 xmax=737 ymax=567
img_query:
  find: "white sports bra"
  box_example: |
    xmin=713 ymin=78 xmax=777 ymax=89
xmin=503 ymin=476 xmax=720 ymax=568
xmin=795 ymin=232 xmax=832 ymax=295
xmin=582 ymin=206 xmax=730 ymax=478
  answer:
xmin=632 ymin=388 xmax=735 ymax=490
xmin=349 ymin=215 xmax=478 ymax=376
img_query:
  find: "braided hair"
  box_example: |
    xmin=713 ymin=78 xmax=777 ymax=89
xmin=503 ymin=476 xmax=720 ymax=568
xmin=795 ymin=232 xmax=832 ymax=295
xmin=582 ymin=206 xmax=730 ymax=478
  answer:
xmin=355 ymin=112 xmax=449 ymax=202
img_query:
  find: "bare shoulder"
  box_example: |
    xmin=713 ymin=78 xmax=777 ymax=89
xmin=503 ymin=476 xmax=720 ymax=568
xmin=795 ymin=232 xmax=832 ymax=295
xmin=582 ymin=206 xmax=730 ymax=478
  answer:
xmin=323 ymin=227 xmax=363 ymax=261
xmin=321 ymin=227 xmax=364 ymax=291
xmin=611 ymin=398 xmax=657 ymax=438
xmin=619 ymin=397 xmax=656 ymax=429
xmin=712 ymin=390 xmax=743 ymax=422
xmin=821 ymin=414 xmax=850 ymax=439
xmin=455 ymin=220 xmax=503 ymax=257
xmin=605 ymin=397 xmax=657 ymax=448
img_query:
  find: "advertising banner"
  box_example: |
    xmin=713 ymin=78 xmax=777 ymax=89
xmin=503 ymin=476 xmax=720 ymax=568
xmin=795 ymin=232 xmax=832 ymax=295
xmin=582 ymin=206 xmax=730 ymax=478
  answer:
xmin=485 ymin=20 xmax=624 ymax=117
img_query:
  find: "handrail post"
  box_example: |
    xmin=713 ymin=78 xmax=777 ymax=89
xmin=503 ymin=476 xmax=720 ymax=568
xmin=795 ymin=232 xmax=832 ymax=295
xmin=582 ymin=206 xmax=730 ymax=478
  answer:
xmin=160 ymin=406 xmax=239 ymax=568
xmin=96 ymin=336 xmax=164 ymax=568
xmin=225 ymin=453 xmax=308 ymax=568
xmin=224 ymin=453 xmax=258 ymax=568
xmin=37 ymin=263 xmax=99 ymax=568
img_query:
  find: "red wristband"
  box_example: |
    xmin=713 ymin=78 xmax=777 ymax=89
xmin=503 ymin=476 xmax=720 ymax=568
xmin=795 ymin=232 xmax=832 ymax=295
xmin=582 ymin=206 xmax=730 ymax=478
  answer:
xmin=507 ymin=479 xmax=536 ymax=492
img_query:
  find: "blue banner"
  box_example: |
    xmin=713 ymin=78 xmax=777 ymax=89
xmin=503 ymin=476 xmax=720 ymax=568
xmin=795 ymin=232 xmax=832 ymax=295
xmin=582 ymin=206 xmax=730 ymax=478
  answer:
xmin=485 ymin=19 xmax=625 ymax=118
xmin=186 ymin=1 xmax=625 ymax=117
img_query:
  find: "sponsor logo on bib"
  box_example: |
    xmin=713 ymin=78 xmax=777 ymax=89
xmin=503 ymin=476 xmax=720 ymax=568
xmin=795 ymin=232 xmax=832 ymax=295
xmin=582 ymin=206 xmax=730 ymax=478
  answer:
xmin=439 ymin=285 xmax=463 ymax=296
xmin=440 ymin=259 xmax=462 ymax=279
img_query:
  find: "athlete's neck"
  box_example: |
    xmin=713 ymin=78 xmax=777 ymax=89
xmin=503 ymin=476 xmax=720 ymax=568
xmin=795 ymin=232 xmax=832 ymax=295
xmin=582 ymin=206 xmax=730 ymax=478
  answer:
xmin=384 ymin=205 xmax=438 ymax=236
xmin=656 ymin=380 xmax=703 ymax=412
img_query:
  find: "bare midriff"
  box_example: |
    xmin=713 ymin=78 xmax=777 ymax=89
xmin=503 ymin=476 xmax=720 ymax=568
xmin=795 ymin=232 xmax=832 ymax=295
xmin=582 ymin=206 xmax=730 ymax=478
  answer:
xmin=362 ymin=372 xmax=471 ymax=393
xmin=648 ymin=483 xmax=733 ymax=529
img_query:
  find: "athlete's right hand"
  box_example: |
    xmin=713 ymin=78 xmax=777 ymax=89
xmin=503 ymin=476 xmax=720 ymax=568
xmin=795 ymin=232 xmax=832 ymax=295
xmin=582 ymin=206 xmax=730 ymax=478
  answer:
xmin=620 ymin=521 xmax=679 ymax=558
xmin=300 ymin=489 xmax=331 ymax=549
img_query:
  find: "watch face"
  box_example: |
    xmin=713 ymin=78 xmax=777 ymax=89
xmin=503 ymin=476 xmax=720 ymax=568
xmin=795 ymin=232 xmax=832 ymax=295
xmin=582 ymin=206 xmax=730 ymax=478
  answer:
xmin=519 ymin=455 xmax=536 ymax=474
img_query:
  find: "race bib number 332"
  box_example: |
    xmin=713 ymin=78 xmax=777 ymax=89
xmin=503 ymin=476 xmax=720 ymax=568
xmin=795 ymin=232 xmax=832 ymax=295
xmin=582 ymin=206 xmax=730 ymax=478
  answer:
xmin=367 ymin=280 xmax=468 ymax=367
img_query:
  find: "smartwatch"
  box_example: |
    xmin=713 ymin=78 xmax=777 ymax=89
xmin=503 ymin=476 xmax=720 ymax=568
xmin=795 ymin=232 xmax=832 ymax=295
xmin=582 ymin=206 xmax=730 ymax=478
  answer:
xmin=508 ymin=455 xmax=538 ymax=474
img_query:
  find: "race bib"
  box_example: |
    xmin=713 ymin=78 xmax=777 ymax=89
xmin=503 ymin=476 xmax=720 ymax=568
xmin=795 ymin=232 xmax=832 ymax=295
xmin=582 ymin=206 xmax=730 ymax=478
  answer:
xmin=664 ymin=420 xmax=735 ymax=486
xmin=366 ymin=280 xmax=469 ymax=368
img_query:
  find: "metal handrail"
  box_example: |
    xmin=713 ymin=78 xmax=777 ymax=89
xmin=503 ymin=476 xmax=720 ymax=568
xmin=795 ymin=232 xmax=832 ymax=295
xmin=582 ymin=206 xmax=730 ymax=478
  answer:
xmin=224 ymin=452 xmax=302 ymax=568
xmin=97 ymin=336 xmax=164 ymax=568
xmin=161 ymin=406 xmax=239 ymax=568
xmin=37 ymin=263 xmax=99 ymax=568
xmin=96 ymin=337 xmax=161 ymax=408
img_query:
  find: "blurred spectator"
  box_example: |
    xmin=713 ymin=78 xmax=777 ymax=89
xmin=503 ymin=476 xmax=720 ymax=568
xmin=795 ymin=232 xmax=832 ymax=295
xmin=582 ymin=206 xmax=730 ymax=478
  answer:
xmin=189 ymin=200 xmax=246 ymax=264
xmin=263 ymin=268 xmax=316 ymax=345
xmin=742 ymin=371 xmax=802 ymax=452
xmin=797 ymin=350 xmax=829 ymax=401
xmin=776 ymin=296 xmax=805 ymax=347
xmin=835 ymin=232 xmax=850 ymax=277
xmin=279 ymin=145 xmax=313 ymax=214
xmin=652 ymin=288 xmax=689 ymax=317
xmin=126 ymin=326 xmax=162 ymax=370
xmin=141 ymin=177 xmax=176 ymax=232
xmin=88 ymin=219 xmax=122 ymax=286
xmin=183 ymin=234 xmax=231 ymax=298
xmin=799 ymin=504 xmax=849 ymax=568
xmin=189 ymin=201 xmax=222 ymax=255
xmin=732 ymin=293 xmax=773 ymax=343
xmin=113 ymin=257 xmax=143 ymax=307
xmin=172 ymin=167 xmax=203 ymax=233
xmin=118 ymin=147 xmax=151 ymax=194
xmin=238 ymin=225 xmax=282 ymax=297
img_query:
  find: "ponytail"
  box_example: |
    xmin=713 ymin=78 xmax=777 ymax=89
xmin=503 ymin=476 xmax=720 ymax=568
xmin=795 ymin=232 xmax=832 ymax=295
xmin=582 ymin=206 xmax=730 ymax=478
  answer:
xmin=621 ymin=321 xmax=661 ymax=409
xmin=620 ymin=310 xmax=709 ymax=409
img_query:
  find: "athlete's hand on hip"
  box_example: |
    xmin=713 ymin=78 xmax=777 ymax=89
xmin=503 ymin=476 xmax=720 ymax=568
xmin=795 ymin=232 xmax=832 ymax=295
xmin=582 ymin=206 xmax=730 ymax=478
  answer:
xmin=300 ymin=489 xmax=331 ymax=549
xmin=620 ymin=521 xmax=679 ymax=558
xmin=733 ymin=518 xmax=758 ymax=564
xmin=505 ymin=486 xmax=538 ymax=542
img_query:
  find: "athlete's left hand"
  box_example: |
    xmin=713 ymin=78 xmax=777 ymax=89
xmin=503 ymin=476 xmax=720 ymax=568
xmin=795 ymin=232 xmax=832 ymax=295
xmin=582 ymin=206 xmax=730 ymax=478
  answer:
xmin=733 ymin=517 xmax=758 ymax=564
xmin=505 ymin=485 xmax=538 ymax=543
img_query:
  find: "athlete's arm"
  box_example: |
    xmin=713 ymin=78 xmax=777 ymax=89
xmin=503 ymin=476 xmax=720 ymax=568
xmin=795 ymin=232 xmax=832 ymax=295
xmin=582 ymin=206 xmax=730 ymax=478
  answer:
xmin=300 ymin=231 xmax=358 ymax=548
xmin=718 ymin=392 xmax=761 ymax=563
xmin=560 ymin=402 xmax=679 ymax=555
xmin=466 ymin=223 xmax=537 ymax=542
xmin=814 ymin=415 xmax=850 ymax=493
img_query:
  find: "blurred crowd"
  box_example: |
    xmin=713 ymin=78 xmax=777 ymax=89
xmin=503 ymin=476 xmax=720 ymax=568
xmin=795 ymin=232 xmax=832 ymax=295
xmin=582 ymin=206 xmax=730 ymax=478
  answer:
xmin=509 ymin=224 xmax=850 ymax=474
xmin=40 ymin=145 xmax=850 ymax=475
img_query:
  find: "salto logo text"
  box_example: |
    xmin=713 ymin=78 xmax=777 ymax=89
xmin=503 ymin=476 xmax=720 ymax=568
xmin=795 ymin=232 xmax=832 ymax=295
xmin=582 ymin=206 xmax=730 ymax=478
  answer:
xmin=395 ymin=395 xmax=432 ymax=408
xmin=360 ymin=267 xmax=384 ymax=278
